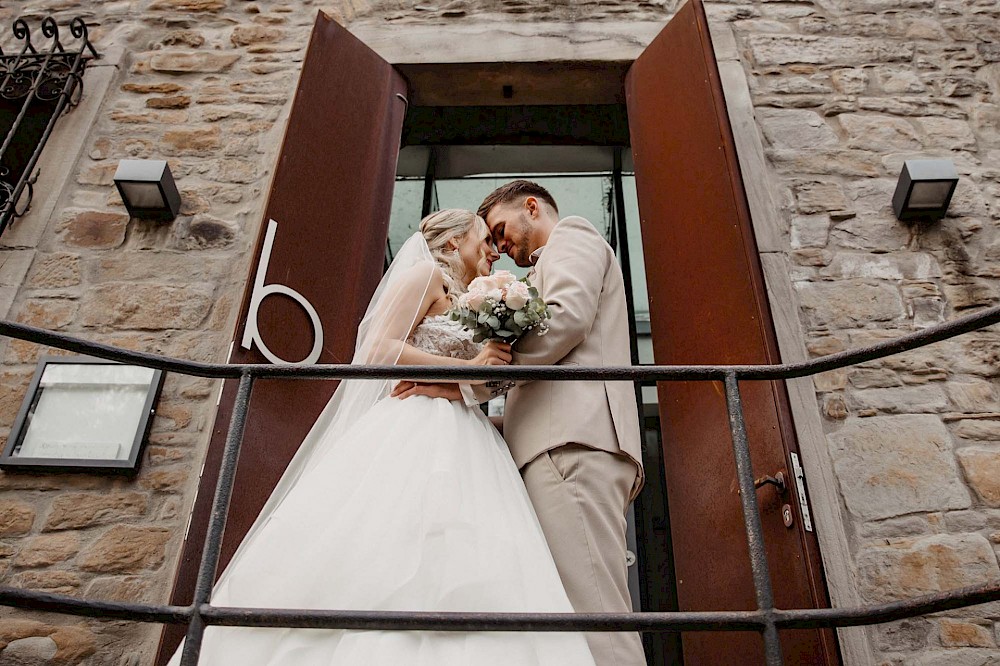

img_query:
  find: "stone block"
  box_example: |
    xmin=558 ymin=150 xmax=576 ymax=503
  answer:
xmin=231 ymin=25 xmax=284 ymax=46
xmin=149 ymin=0 xmax=226 ymax=9
xmin=917 ymin=117 xmax=977 ymax=149
xmin=11 ymin=570 xmax=81 ymax=595
xmin=172 ymin=216 xmax=238 ymax=250
xmin=121 ymin=82 xmax=185 ymax=95
xmin=828 ymin=415 xmax=970 ymax=520
xmin=756 ymin=108 xmax=839 ymax=150
xmin=146 ymin=95 xmax=191 ymax=109
xmin=947 ymin=381 xmax=999 ymax=414
xmin=45 ymin=493 xmax=148 ymax=531
xmin=957 ymin=447 xmax=1000 ymax=507
xmin=84 ymin=576 xmax=150 ymax=602
xmin=793 ymin=180 xmax=851 ymax=215
xmin=79 ymin=283 xmax=214 ymax=330
xmin=849 ymin=368 xmax=902 ymax=389
xmin=15 ymin=299 xmax=77 ymax=331
xmin=905 ymin=648 xmax=1000 ymax=666
xmin=939 ymin=619 xmax=996 ymax=647
xmin=839 ymin=113 xmax=921 ymax=151
xmin=150 ymin=51 xmax=240 ymax=74
xmin=78 ymin=526 xmax=170 ymax=573
xmin=829 ymin=216 xmax=911 ymax=253
xmin=59 ymin=210 xmax=129 ymax=249
xmin=819 ymin=253 xmax=941 ymax=280
xmin=954 ymin=333 xmax=1000 ymax=377
xmin=13 ymin=533 xmax=81 ymax=568
xmin=49 ymin=625 xmax=96 ymax=664
xmin=204 ymin=158 xmax=260 ymax=183
xmin=747 ymin=34 xmax=914 ymax=66
xmin=953 ymin=420 xmax=1000 ymax=442
xmin=26 ymin=253 xmax=81 ymax=289
xmin=846 ymin=385 xmax=949 ymax=414
xmin=0 ymin=500 xmax=34 ymax=535
xmin=790 ymin=215 xmax=831 ymax=249
xmin=856 ymin=533 xmax=1000 ymax=602
xmin=1 ymin=636 xmax=58 ymax=664
xmin=138 ymin=466 xmax=188 ymax=493
xmin=872 ymin=618 xmax=931 ymax=651
xmin=877 ymin=68 xmax=927 ymax=94
xmin=796 ymin=280 xmax=905 ymax=329
xmin=161 ymin=127 xmax=221 ymax=156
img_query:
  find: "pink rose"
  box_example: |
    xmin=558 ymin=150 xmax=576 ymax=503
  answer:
xmin=465 ymin=290 xmax=486 ymax=310
xmin=485 ymin=270 xmax=516 ymax=291
xmin=467 ymin=275 xmax=493 ymax=293
xmin=504 ymin=280 xmax=531 ymax=310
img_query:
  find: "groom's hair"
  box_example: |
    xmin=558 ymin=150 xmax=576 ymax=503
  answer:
xmin=478 ymin=180 xmax=559 ymax=220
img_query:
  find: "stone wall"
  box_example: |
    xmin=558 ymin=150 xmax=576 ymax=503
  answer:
xmin=733 ymin=0 xmax=1000 ymax=663
xmin=0 ymin=1 xmax=322 ymax=663
xmin=0 ymin=0 xmax=998 ymax=664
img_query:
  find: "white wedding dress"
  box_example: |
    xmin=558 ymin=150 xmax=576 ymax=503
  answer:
xmin=169 ymin=314 xmax=596 ymax=665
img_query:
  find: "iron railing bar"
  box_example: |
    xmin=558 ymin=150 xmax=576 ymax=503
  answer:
xmin=200 ymin=606 xmax=764 ymax=632
xmin=0 ymin=37 xmax=56 ymax=164
xmin=2 ymin=304 xmax=998 ymax=382
xmin=0 ymin=586 xmax=191 ymax=624
xmin=724 ymin=372 xmax=783 ymax=666
xmin=775 ymin=579 xmax=1000 ymax=628
xmin=179 ymin=372 xmax=254 ymax=666
xmin=3 ymin=581 xmax=998 ymax=632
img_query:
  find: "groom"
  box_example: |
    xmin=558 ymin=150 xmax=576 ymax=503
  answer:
xmin=395 ymin=180 xmax=645 ymax=666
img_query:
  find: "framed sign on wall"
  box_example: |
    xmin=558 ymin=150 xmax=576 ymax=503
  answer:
xmin=0 ymin=356 xmax=164 ymax=474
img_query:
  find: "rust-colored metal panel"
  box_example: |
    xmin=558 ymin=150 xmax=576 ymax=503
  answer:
xmin=625 ymin=1 xmax=838 ymax=663
xmin=156 ymin=13 xmax=407 ymax=663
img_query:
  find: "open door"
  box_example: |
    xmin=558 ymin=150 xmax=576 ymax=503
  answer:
xmin=156 ymin=13 xmax=407 ymax=662
xmin=626 ymin=1 xmax=840 ymax=663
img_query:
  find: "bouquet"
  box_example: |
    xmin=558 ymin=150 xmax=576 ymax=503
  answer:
xmin=449 ymin=270 xmax=550 ymax=343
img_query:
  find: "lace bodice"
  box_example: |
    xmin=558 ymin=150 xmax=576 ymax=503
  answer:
xmin=407 ymin=314 xmax=482 ymax=361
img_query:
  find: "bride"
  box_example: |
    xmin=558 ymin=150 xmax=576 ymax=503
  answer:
xmin=168 ymin=209 xmax=597 ymax=665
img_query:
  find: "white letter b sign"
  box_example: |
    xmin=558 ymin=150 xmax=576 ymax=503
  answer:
xmin=240 ymin=219 xmax=324 ymax=365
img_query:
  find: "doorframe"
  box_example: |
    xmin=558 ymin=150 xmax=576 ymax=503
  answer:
xmin=350 ymin=13 xmax=875 ymax=663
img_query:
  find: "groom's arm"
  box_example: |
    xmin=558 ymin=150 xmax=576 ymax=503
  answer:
xmin=515 ymin=218 xmax=607 ymax=367
xmin=461 ymin=218 xmax=608 ymax=405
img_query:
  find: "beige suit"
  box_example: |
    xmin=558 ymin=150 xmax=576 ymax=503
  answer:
xmin=466 ymin=216 xmax=646 ymax=666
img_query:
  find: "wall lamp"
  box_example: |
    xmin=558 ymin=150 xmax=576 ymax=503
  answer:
xmin=113 ymin=159 xmax=181 ymax=221
xmin=892 ymin=159 xmax=959 ymax=222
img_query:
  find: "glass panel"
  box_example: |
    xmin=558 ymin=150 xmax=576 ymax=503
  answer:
xmin=119 ymin=182 xmax=165 ymax=209
xmin=907 ymin=180 xmax=953 ymax=209
xmin=14 ymin=363 xmax=155 ymax=461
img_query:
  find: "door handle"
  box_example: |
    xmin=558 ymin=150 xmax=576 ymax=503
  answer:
xmin=742 ymin=470 xmax=787 ymax=495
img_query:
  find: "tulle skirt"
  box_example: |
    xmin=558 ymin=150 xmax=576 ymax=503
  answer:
xmin=168 ymin=395 xmax=595 ymax=665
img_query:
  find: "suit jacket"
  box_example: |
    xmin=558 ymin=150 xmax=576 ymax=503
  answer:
xmin=465 ymin=216 xmax=644 ymax=499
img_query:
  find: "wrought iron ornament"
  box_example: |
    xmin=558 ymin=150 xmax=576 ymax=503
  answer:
xmin=0 ymin=16 xmax=98 ymax=233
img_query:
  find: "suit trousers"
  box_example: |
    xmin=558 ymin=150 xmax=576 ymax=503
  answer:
xmin=521 ymin=444 xmax=646 ymax=666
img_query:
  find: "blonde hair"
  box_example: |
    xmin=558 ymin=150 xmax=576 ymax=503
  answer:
xmin=419 ymin=208 xmax=488 ymax=305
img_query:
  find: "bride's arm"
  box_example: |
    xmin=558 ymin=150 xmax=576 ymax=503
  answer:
xmin=366 ymin=263 xmax=509 ymax=373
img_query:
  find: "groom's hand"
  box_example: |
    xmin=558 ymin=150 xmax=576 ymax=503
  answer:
xmin=391 ymin=381 xmax=463 ymax=401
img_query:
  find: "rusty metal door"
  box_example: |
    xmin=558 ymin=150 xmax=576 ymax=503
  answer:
xmin=625 ymin=1 xmax=839 ymax=663
xmin=156 ymin=13 xmax=407 ymax=662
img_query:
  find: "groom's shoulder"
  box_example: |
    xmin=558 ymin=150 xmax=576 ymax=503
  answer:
xmin=555 ymin=216 xmax=603 ymax=242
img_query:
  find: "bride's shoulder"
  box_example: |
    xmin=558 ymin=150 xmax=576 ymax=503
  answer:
xmin=395 ymin=260 xmax=446 ymax=290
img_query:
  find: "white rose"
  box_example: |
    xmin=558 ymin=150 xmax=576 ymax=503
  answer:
xmin=485 ymin=288 xmax=504 ymax=304
xmin=467 ymin=275 xmax=493 ymax=293
xmin=504 ymin=280 xmax=531 ymax=310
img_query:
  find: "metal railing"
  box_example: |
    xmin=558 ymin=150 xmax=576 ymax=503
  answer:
xmin=1 ymin=304 xmax=1000 ymax=665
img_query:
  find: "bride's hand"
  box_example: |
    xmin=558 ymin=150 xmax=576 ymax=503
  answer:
xmin=468 ymin=340 xmax=512 ymax=367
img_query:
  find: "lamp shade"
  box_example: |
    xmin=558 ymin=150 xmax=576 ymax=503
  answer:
xmin=113 ymin=159 xmax=182 ymax=221
xmin=892 ymin=159 xmax=959 ymax=222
